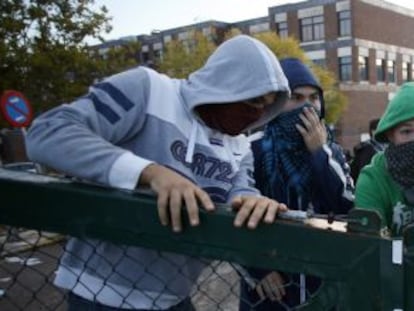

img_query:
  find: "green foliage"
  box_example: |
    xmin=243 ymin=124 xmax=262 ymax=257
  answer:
xmin=159 ymin=29 xmax=347 ymax=124
xmin=223 ymin=27 xmax=242 ymax=40
xmin=252 ymin=32 xmax=347 ymax=124
xmin=310 ymin=64 xmax=347 ymax=124
xmin=252 ymin=32 xmax=306 ymax=61
xmin=93 ymin=41 xmax=142 ymax=78
xmin=0 ymin=0 xmax=139 ymax=127
xmin=158 ymin=30 xmax=216 ymax=78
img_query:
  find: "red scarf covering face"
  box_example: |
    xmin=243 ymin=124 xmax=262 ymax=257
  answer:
xmin=196 ymin=102 xmax=265 ymax=136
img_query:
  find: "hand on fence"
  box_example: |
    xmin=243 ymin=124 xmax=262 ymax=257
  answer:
xmin=139 ymin=163 xmax=215 ymax=232
xmin=256 ymin=271 xmax=286 ymax=301
xmin=231 ymin=196 xmax=288 ymax=229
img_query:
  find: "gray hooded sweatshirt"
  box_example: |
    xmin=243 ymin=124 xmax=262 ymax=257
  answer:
xmin=26 ymin=35 xmax=289 ymax=309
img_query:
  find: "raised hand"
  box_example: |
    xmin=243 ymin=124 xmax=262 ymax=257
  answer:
xmin=296 ymin=106 xmax=327 ymax=153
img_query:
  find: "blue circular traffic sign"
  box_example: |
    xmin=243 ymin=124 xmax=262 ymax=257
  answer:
xmin=0 ymin=90 xmax=33 ymax=127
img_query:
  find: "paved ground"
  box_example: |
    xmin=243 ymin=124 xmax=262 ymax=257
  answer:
xmin=0 ymin=229 xmax=242 ymax=311
xmin=0 ymin=234 xmax=67 ymax=311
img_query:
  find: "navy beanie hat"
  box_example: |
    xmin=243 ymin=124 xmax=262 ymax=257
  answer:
xmin=279 ymin=58 xmax=325 ymax=118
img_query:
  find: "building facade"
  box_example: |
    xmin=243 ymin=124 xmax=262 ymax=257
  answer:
xmin=93 ymin=0 xmax=414 ymax=151
xmin=269 ymin=0 xmax=414 ymax=150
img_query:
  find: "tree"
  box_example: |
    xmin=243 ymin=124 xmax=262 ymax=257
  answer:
xmin=159 ymin=29 xmax=347 ymax=124
xmin=92 ymin=40 xmax=142 ymax=79
xmin=158 ymin=29 xmax=216 ymax=78
xmin=0 ymin=0 xmax=139 ymax=127
xmin=247 ymin=32 xmax=348 ymax=124
xmin=310 ymin=64 xmax=347 ymax=124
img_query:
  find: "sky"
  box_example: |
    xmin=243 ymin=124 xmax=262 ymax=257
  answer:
xmin=89 ymin=0 xmax=414 ymax=44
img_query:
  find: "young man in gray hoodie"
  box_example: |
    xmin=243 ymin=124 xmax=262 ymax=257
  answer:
xmin=26 ymin=35 xmax=290 ymax=310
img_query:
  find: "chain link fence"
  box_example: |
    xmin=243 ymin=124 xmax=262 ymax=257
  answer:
xmin=0 ymin=167 xmax=409 ymax=310
xmin=0 ymin=229 xmax=326 ymax=311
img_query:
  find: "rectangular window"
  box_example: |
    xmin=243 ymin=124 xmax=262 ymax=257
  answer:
xmin=312 ymin=59 xmax=326 ymax=68
xmin=249 ymin=22 xmax=270 ymax=34
xmin=338 ymin=10 xmax=351 ymax=37
xmin=178 ymin=32 xmax=188 ymax=41
xmin=277 ymin=22 xmax=288 ymax=38
xmin=300 ymin=15 xmax=325 ymax=42
xmin=358 ymin=56 xmax=369 ymax=81
xmin=402 ymin=62 xmax=409 ymax=82
xmin=387 ymin=60 xmax=396 ymax=83
xmin=376 ymin=58 xmax=386 ymax=82
xmin=153 ymin=49 xmax=163 ymax=62
xmin=339 ymin=56 xmax=352 ymax=81
xmin=141 ymin=52 xmax=149 ymax=63
xmin=408 ymin=63 xmax=414 ymax=81
xmin=412 ymin=63 xmax=414 ymax=82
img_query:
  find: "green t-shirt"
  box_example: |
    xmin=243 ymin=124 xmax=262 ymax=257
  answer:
xmin=355 ymin=152 xmax=414 ymax=236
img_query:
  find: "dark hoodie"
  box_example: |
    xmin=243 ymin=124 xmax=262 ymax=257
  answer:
xmin=253 ymin=57 xmax=353 ymax=213
xmin=279 ymin=57 xmax=325 ymax=117
xmin=240 ymin=58 xmax=354 ymax=311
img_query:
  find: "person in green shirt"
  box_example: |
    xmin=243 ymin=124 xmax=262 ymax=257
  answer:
xmin=355 ymin=82 xmax=414 ymax=236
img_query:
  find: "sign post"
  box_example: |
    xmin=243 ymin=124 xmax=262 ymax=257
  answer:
xmin=0 ymin=90 xmax=33 ymax=128
xmin=0 ymin=90 xmax=41 ymax=170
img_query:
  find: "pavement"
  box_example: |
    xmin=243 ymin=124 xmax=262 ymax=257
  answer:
xmin=0 ymin=229 xmax=67 ymax=311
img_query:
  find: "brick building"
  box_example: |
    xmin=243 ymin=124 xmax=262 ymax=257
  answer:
xmin=269 ymin=0 xmax=414 ymax=150
xmin=93 ymin=0 xmax=414 ymax=151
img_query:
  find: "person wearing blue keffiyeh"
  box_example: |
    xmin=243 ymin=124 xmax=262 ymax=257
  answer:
xmin=239 ymin=58 xmax=354 ymax=311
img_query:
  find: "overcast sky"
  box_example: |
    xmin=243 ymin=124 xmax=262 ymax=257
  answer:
xmin=89 ymin=0 xmax=414 ymax=44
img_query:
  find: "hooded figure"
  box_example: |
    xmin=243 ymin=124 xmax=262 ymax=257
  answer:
xmin=26 ymin=35 xmax=290 ymax=310
xmin=356 ymin=82 xmax=414 ymax=237
xmin=350 ymin=118 xmax=385 ymax=181
xmin=240 ymin=58 xmax=354 ymax=311
xmin=252 ymin=58 xmax=353 ymax=212
xmin=278 ymin=57 xmax=325 ymax=117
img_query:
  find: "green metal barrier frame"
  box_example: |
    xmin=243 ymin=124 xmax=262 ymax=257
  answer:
xmin=0 ymin=168 xmax=407 ymax=310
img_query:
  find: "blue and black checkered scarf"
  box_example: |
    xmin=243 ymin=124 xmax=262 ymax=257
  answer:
xmin=259 ymin=103 xmax=316 ymax=203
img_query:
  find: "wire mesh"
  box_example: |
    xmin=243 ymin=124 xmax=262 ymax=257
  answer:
xmin=0 ymin=227 xmax=333 ymax=311
xmin=0 ymin=167 xmax=404 ymax=311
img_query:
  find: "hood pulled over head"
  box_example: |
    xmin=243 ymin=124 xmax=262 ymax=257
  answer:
xmin=180 ymin=35 xmax=290 ymax=132
xmin=375 ymin=82 xmax=414 ymax=142
xmin=279 ymin=57 xmax=325 ymax=118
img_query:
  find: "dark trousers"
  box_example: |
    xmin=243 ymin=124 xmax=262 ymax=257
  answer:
xmin=67 ymin=292 xmax=195 ymax=311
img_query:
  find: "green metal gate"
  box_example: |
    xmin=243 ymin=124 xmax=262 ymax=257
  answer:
xmin=0 ymin=168 xmax=409 ymax=310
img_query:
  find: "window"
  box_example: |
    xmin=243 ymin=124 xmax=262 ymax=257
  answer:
xmin=401 ymin=62 xmax=410 ymax=82
xmin=338 ymin=10 xmax=351 ymax=37
xmin=387 ymin=60 xmax=396 ymax=83
xmin=405 ymin=61 xmax=414 ymax=82
xmin=153 ymin=49 xmax=163 ymax=62
xmin=410 ymin=62 xmax=414 ymax=82
xmin=339 ymin=56 xmax=352 ymax=81
xmin=178 ymin=32 xmax=188 ymax=40
xmin=141 ymin=52 xmax=149 ymax=63
xmin=249 ymin=22 xmax=270 ymax=34
xmin=358 ymin=56 xmax=369 ymax=81
xmin=277 ymin=22 xmax=288 ymax=38
xmin=300 ymin=15 xmax=324 ymax=42
xmin=376 ymin=59 xmax=386 ymax=82
xmin=202 ymin=27 xmax=211 ymax=36
xmin=312 ymin=59 xmax=326 ymax=68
